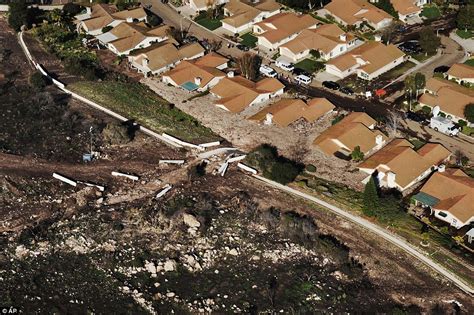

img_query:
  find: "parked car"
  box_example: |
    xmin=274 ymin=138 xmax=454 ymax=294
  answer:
xmin=295 ymin=74 xmax=312 ymax=85
xmin=275 ymin=60 xmax=294 ymax=72
xmin=430 ymin=116 xmax=459 ymax=136
xmin=292 ymin=68 xmax=311 ymax=77
xmin=322 ymin=81 xmax=340 ymax=90
xmin=236 ymin=44 xmax=249 ymax=51
xmin=184 ymin=35 xmax=198 ymax=43
xmin=259 ymin=65 xmax=277 ymax=78
xmin=340 ymin=86 xmax=354 ymax=95
xmin=406 ymin=111 xmax=427 ymax=123
xmin=433 ymin=65 xmax=450 ymax=73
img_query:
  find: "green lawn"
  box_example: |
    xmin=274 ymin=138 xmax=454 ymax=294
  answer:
xmin=411 ymin=53 xmax=432 ymax=62
xmin=68 ymin=80 xmax=219 ymax=143
xmin=464 ymin=59 xmax=474 ymax=67
xmin=240 ymin=33 xmax=258 ymax=48
xmin=294 ymin=59 xmax=325 ymax=73
xmin=456 ymin=29 xmax=473 ymax=39
xmin=379 ymin=61 xmax=416 ymax=80
xmin=195 ymin=17 xmax=222 ymax=31
xmin=461 ymin=125 xmax=474 ymax=136
xmin=420 ymin=5 xmax=441 ymax=20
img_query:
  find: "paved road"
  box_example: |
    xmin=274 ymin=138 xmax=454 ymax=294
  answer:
xmin=392 ymin=13 xmax=457 ymax=44
xmin=252 ymin=174 xmax=474 ymax=295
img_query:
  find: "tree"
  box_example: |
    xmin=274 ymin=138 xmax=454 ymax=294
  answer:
xmin=102 ymin=122 xmax=132 ymax=145
xmin=350 ymin=146 xmax=364 ymax=162
xmin=464 ymin=103 xmax=474 ymax=123
xmin=29 ymin=71 xmax=50 ymax=90
xmin=8 ymin=0 xmax=30 ymax=31
xmin=363 ymin=176 xmax=379 ymax=217
xmin=373 ymin=0 xmax=399 ymax=19
xmin=414 ymin=72 xmax=426 ymax=97
xmin=379 ymin=21 xmax=399 ymax=44
xmin=386 ymin=111 xmax=402 ymax=138
xmin=147 ymin=15 xmax=162 ymax=27
xmin=237 ymin=53 xmax=262 ymax=81
xmin=309 ymin=49 xmax=320 ymax=59
xmin=419 ymin=26 xmax=440 ymax=55
xmin=63 ymin=3 xmax=83 ymax=16
xmin=456 ymin=5 xmax=474 ymax=31
xmin=404 ymin=74 xmax=416 ymax=110
xmin=209 ymin=40 xmax=222 ymax=52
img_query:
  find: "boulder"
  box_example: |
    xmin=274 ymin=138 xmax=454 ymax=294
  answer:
xmin=183 ymin=213 xmax=200 ymax=228
xmin=164 ymin=259 xmax=177 ymax=272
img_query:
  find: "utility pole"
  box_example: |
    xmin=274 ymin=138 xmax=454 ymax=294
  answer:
xmin=89 ymin=126 xmax=93 ymax=156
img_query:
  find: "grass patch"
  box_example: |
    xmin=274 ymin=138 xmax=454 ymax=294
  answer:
xmin=456 ymin=29 xmax=473 ymax=39
xmin=461 ymin=125 xmax=474 ymax=136
xmin=464 ymin=59 xmax=474 ymax=67
xmin=378 ymin=61 xmax=416 ymax=81
xmin=409 ymin=138 xmax=426 ymax=150
xmin=420 ymin=5 xmax=441 ymax=20
xmin=68 ymin=80 xmax=219 ymax=143
xmin=240 ymin=33 xmax=258 ymax=48
xmin=195 ymin=17 xmax=222 ymax=31
xmin=410 ymin=53 xmax=432 ymax=62
xmin=294 ymin=58 xmax=325 ymax=73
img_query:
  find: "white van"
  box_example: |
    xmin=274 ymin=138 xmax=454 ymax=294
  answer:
xmin=275 ymin=60 xmax=294 ymax=72
xmin=430 ymin=116 xmax=459 ymax=136
xmin=259 ymin=65 xmax=277 ymax=78
xmin=295 ymin=74 xmax=311 ymax=85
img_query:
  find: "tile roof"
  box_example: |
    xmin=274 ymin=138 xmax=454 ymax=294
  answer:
xmin=107 ymin=23 xmax=170 ymax=54
xmin=358 ymin=140 xmax=450 ymax=189
xmin=163 ymin=59 xmax=225 ymax=89
xmin=255 ymin=12 xmax=317 ymax=44
xmin=313 ymin=112 xmax=386 ymax=156
xmin=81 ymin=4 xmax=146 ymax=32
xmin=391 ymin=0 xmax=422 ymax=16
xmin=419 ymin=77 xmax=474 ymax=119
xmin=324 ymin=0 xmax=393 ymax=26
xmin=194 ymin=52 xmax=229 ymax=68
xmin=249 ymin=97 xmax=335 ymax=127
xmin=222 ymin=0 xmax=280 ymax=28
xmin=211 ymin=76 xmax=284 ymax=113
xmin=447 ymin=63 xmax=474 ymax=79
xmin=420 ymin=170 xmax=474 ymax=223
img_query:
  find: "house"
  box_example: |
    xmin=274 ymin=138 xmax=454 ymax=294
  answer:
xmin=446 ymin=63 xmax=474 ymax=86
xmin=221 ymin=0 xmax=281 ymax=34
xmin=187 ymin=0 xmax=229 ymax=12
xmin=325 ymin=41 xmax=405 ymax=80
xmin=96 ymin=23 xmax=170 ymax=55
xmin=253 ymin=13 xmax=318 ymax=51
xmin=194 ymin=52 xmax=229 ymax=70
xmin=162 ymin=57 xmax=227 ymax=92
xmin=358 ymin=139 xmax=451 ymax=192
xmin=412 ymin=168 xmax=473 ymax=229
xmin=210 ymin=75 xmax=284 ymax=113
xmin=321 ymin=0 xmax=393 ymax=30
xmin=279 ymin=24 xmax=358 ymax=63
xmin=128 ymin=42 xmax=205 ymax=76
xmin=249 ymin=98 xmax=336 ymax=127
xmin=313 ymin=112 xmax=387 ymax=158
xmin=389 ymin=0 xmax=426 ymax=21
xmin=419 ymin=77 xmax=474 ymax=126
xmin=77 ymin=4 xmax=147 ymax=36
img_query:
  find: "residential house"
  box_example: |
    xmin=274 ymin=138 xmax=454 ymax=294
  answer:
xmin=358 ymin=139 xmax=451 ymax=192
xmin=253 ymin=13 xmax=318 ymax=51
xmin=187 ymin=0 xmax=229 ymax=12
xmin=96 ymin=23 xmax=170 ymax=55
xmin=128 ymin=42 xmax=205 ymax=76
xmin=388 ymin=0 xmax=427 ymax=21
xmin=194 ymin=52 xmax=229 ymax=70
xmin=210 ymin=75 xmax=284 ymax=113
xmin=419 ymin=77 xmax=474 ymax=126
xmin=77 ymin=4 xmax=147 ymax=36
xmin=412 ymin=168 xmax=473 ymax=229
xmin=321 ymin=0 xmax=393 ymax=30
xmin=279 ymin=24 xmax=358 ymax=63
xmin=249 ymin=98 xmax=335 ymax=127
xmin=325 ymin=41 xmax=405 ymax=80
xmin=446 ymin=63 xmax=474 ymax=86
xmin=221 ymin=0 xmax=281 ymax=34
xmin=162 ymin=57 xmax=227 ymax=92
xmin=313 ymin=112 xmax=387 ymax=158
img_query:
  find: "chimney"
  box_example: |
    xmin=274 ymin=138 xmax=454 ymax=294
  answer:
xmin=374 ymin=34 xmax=382 ymax=42
xmin=339 ymin=34 xmax=347 ymax=42
xmin=126 ymin=17 xmax=133 ymax=23
xmin=227 ymin=71 xmax=234 ymax=78
xmin=438 ymin=164 xmax=446 ymax=173
xmin=387 ymin=172 xmax=396 ymax=188
xmin=375 ymin=134 xmax=384 ymax=146
xmin=143 ymin=58 xmax=149 ymax=66
xmin=86 ymin=7 xmax=92 ymax=14
xmin=194 ymin=77 xmax=202 ymax=86
xmin=264 ymin=113 xmax=273 ymax=125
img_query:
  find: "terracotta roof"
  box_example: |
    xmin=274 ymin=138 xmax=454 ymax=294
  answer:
xmin=358 ymin=140 xmax=450 ymax=189
xmin=255 ymin=13 xmax=317 ymax=44
xmin=107 ymin=23 xmax=170 ymax=54
xmin=327 ymin=41 xmax=405 ymax=74
xmin=391 ymin=0 xmax=422 ymax=16
xmin=111 ymin=7 xmax=147 ymax=20
xmin=419 ymin=78 xmax=474 ymax=119
xmin=420 ymin=170 xmax=474 ymax=223
xmin=222 ymin=0 xmax=280 ymax=28
xmin=249 ymin=97 xmax=335 ymax=127
xmin=81 ymin=4 xmax=146 ymax=32
xmin=324 ymin=0 xmax=393 ymax=26
xmin=447 ymin=63 xmax=474 ymax=79
xmin=211 ymin=76 xmax=284 ymax=113
xmin=163 ymin=59 xmax=225 ymax=89
xmin=313 ymin=112 xmax=386 ymax=156
xmin=194 ymin=52 xmax=229 ymax=68
xmin=130 ymin=42 xmax=205 ymax=72
xmin=281 ymin=24 xmax=355 ymax=55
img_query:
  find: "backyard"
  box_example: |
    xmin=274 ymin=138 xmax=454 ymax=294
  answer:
xmin=68 ymin=80 xmax=219 ymax=143
xmin=420 ymin=5 xmax=441 ymax=20
xmin=294 ymin=58 xmax=325 ymax=74
xmin=195 ymin=13 xmax=223 ymax=31
xmin=240 ymin=33 xmax=258 ymax=48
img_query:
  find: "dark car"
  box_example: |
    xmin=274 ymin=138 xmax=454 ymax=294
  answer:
xmin=292 ymin=68 xmax=311 ymax=77
xmin=322 ymin=81 xmax=340 ymax=90
xmin=433 ymin=65 xmax=450 ymax=73
xmin=236 ymin=44 xmax=249 ymax=51
xmin=406 ymin=111 xmax=427 ymax=123
xmin=340 ymin=86 xmax=354 ymax=95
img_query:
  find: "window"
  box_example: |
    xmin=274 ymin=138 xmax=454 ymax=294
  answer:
xmin=438 ymin=212 xmax=447 ymax=218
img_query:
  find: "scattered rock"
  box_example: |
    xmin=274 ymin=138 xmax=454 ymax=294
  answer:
xmin=183 ymin=213 xmax=200 ymax=228
xmin=164 ymin=259 xmax=177 ymax=272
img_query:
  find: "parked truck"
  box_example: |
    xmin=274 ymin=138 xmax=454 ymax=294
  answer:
xmin=430 ymin=116 xmax=459 ymax=136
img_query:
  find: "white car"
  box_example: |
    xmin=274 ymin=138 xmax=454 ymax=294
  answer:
xmin=275 ymin=60 xmax=294 ymax=72
xmin=259 ymin=65 xmax=277 ymax=78
xmin=295 ymin=74 xmax=311 ymax=85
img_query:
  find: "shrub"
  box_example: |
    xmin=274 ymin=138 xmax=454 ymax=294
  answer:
xmin=421 ymin=106 xmax=432 ymax=115
xmin=101 ymin=122 xmax=132 ymax=145
xmin=331 ymin=114 xmax=345 ymax=125
xmin=101 ymin=26 xmax=113 ymax=33
xmin=362 ymin=176 xmax=378 ymax=217
xmin=29 ymin=71 xmax=50 ymax=90
xmin=458 ymin=120 xmax=467 ymax=127
xmin=350 ymin=146 xmax=364 ymax=162
xmin=305 ymin=164 xmax=316 ymax=172
xmin=438 ymin=112 xmax=446 ymax=118
xmin=62 ymin=3 xmax=83 ymax=16
xmin=464 ymin=103 xmax=474 ymax=123
xmin=147 ymin=15 xmax=162 ymax=27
